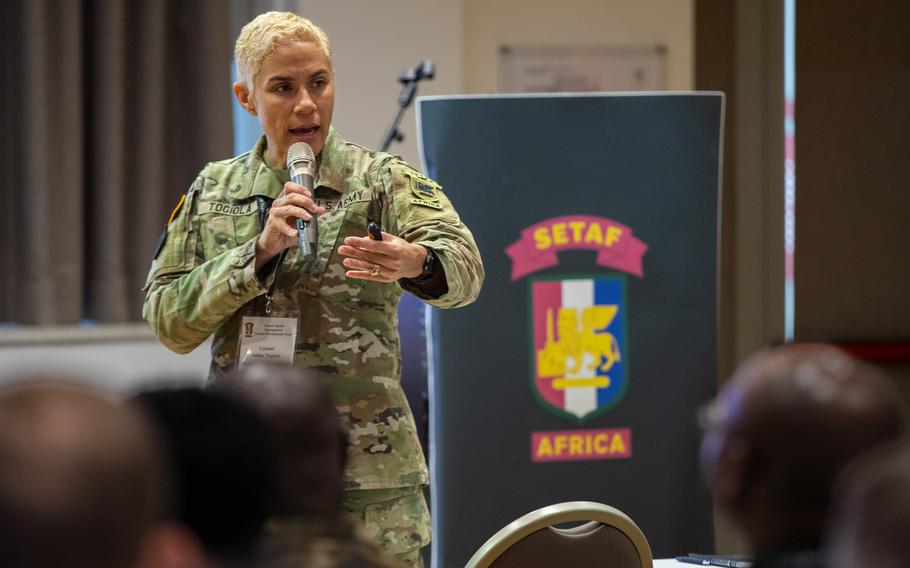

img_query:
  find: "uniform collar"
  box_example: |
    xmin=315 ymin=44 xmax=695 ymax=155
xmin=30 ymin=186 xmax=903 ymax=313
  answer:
xmin=313 ymin=127 xmax=346 ymax=194
xmin=242 ymin=129 xmax=346 ymax=199
xmin=241 ymin=136 xmax=276 ymax=199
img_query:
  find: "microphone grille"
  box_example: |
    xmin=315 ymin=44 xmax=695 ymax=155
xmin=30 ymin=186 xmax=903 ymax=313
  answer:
xmin=287 ymin=142 xmax=315 ymax=168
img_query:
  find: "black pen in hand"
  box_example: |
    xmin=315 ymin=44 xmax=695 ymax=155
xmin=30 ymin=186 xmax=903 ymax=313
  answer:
xmin=367 ymin=220 xmax=382 ymax=241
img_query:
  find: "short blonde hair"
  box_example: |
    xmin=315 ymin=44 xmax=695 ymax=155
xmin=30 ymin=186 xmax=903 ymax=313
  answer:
xmin=234 ymin=11 xmax=332 ymax=91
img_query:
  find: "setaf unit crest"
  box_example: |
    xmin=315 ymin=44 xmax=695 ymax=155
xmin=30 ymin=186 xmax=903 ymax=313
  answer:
xmin=531 ymin=275 xmax=627 ymax=421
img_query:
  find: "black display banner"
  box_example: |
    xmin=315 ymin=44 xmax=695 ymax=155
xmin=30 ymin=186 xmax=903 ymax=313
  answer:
xmin=417 ymin=93 xmax=724 ymax=567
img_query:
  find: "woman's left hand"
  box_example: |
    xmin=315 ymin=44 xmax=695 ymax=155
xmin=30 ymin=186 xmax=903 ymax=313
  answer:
xmin=338 ymin=232 xmax=427 ymax=282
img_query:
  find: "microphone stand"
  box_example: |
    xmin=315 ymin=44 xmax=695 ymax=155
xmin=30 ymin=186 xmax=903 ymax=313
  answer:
xmin=378 ymin=59 xmax=435 ymax=152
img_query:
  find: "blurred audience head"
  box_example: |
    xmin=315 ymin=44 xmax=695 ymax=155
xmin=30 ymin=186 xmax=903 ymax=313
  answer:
xmin=0 ymin=377 xmax=203 ymax=568
xmin=131 ymin=386 xmax=273 ymax=566
xmin=217 ymin=363 xmax=347 ymax=519
xmin=699 ymin=343 xmax=908 ymax=553
xmin=825 ymin=442 xmax=910 ymax=568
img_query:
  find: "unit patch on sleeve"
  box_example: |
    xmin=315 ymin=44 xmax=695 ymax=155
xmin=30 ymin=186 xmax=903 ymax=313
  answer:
xmin=409 ymin=175 xmax=443 ymax=209
xmin=167 ymin=194 xmax=186 ymax=225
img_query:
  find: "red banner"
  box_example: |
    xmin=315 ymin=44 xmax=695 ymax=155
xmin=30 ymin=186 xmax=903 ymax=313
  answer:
xmin=506 ymin=215 xmax=648 ymax=281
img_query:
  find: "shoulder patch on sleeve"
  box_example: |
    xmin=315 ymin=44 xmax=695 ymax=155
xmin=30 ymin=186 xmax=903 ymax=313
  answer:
xmin=411 ymin=177 xmax=440 ymax=201
xmin=153 ymin=193 xmax=187 ymax=259
xmin=409 ymin=197 xmax=444 ymax=209
xmin=152 ymin=225 xmax=169 ymax=259
xmin=406 ymin=171 xmax=443 ymax=209
xmin=167 ymin=194 xmax=186 ymax=226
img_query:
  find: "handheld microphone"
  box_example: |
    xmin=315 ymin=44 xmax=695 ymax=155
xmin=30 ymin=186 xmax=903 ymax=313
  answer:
xmin=286 ymin=142 xmax=318 ymax=260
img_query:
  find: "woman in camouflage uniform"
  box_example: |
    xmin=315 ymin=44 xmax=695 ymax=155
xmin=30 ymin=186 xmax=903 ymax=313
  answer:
xmin=143 ymin=11 xmax=483 ymax=567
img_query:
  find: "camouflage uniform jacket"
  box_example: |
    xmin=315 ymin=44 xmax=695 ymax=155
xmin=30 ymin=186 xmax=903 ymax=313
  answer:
xmin=143 ymin=129 xmax=483 ymax=490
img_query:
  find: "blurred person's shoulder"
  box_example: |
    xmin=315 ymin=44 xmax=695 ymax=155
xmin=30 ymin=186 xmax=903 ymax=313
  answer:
xmin=263 ymin=517 xmax=403 ymax=568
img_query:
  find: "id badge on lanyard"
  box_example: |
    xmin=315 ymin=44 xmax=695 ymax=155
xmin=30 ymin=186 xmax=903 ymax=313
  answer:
xmin=236 ymin=308 xmax=297 ymax=367
xmin=237 ymin=203 xmax=300 ymax=367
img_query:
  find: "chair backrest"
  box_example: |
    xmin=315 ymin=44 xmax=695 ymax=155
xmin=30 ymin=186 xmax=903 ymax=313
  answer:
xmin=464 ymin=501 xmax=653 ymax=568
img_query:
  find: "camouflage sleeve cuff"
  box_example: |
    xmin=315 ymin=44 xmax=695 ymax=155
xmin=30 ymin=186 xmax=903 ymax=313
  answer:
xmin=235 ymin=237 xmax=272 ymax=292
xmin=251 ymin=247 xmax=281 ymax=290
xmin=143 ymin=236 xmax=269 ymax=355
xmin=401 ymin=243 xmax=480 ymax=308
xmin=399 ymin=248 xmax=448 ymax=300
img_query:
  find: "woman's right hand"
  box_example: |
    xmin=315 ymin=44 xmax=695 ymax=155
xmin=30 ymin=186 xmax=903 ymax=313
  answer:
xmin=255 ymin=181 xmax=326 ymax=270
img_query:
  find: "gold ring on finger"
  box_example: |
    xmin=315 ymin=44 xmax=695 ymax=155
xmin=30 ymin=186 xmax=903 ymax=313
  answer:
xmin=369 ymin=263 xmax=381 ymax=277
